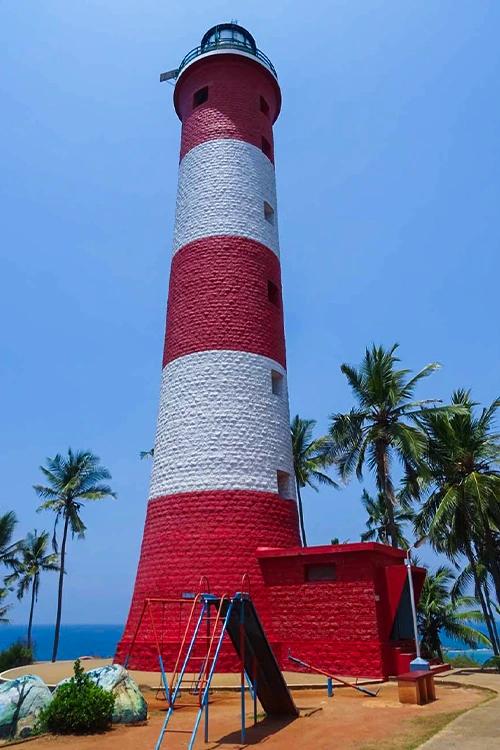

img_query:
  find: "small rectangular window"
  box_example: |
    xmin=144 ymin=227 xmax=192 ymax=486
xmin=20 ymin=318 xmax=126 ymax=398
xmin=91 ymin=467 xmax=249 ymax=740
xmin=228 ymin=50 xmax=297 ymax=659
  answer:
xmin=261 ymin=136 xmax=272 ymax=160
xmin=260 ymin=96 xmax=270 ymax=116
xmin=305 ymin=564 xmax=337 ymax=582
xmin=277 ymin=470 xmax=291 ymax=499
xmin=271 ymin=370 xmax=283 ymax=396
xmin=267 ymin=280 xmax=279 ymax=306
xmin=264 ymin=201 xmax=275 ymax=225
xmin=193 ymin=86 xmax=208 ymax=108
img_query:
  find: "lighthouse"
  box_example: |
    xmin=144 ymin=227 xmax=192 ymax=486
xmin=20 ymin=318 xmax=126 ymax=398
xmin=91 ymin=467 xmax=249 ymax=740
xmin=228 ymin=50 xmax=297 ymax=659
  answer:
xmin=116 ymin=23 xmax=301 ymax=669
xmin=116 ymin=24 xmax=425 ymax=679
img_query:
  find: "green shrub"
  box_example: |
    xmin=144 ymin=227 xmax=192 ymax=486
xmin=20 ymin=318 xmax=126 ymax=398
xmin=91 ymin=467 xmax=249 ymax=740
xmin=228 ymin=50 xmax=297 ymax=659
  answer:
xmin=0 ymin=641 xmax=33 ymax=672
xmin=482 ymin=655 xmax=500 ymax=671
xmin=444 ymin=652 xmax=481 ymax=668
xmin=37 ymin=659 xmax=114 ymax=734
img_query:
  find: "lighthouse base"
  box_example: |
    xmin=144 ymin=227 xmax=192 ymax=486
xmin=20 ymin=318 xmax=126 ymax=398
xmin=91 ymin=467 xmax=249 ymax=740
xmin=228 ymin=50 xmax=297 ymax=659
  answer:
xmin=116 ymin=542 xmax=425 ymax=679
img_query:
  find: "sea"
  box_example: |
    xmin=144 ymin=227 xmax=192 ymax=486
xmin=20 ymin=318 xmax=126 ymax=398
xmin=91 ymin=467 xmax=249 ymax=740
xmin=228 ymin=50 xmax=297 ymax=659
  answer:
xmin=0 ymin=623 xmax=496 ymax=664
xmin=0 ymin=625 xmax=123 ymax=661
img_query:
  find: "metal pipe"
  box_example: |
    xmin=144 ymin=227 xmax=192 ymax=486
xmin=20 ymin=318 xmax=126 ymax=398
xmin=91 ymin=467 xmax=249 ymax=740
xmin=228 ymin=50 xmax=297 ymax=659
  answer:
xmin=240 ymin=597 xmax=246 ymax=744
xmin=404 ymin=548 xmax=421 ymax=659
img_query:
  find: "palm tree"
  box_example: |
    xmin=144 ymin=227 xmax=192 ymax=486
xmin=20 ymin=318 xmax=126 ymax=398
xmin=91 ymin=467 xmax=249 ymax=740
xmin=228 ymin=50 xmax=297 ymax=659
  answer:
xmin=327 ymin=344 xmax=447 ymax=547
xmin=360 ymin=489 xmax=413 ymax=547
xmin=0 ymin=511 xmax=20 ymax=569
xmin=417 ymin=565 xmax=491 ymax=661
xmin=415 ymin=390 xmax=500 ymax=653
xmin=291 ymin=415 xmax=337 ymax=546
xmin=0 ymin=588 xmax=10 ymax=624
xmin=451 ymin=560 xmax=500 ymax=654
xmin=0 ymin=510 xmax=21 ymax=625
xmin=34 ymin=449 xmax=116 ymax=662
xmin=9 ymin=531 xmax=59 ymax=649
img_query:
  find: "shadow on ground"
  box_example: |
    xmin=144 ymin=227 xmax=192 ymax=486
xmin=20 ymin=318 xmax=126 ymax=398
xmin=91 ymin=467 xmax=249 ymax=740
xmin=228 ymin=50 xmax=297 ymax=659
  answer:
xmin=209 ymin=716 xmax=297 ymax=746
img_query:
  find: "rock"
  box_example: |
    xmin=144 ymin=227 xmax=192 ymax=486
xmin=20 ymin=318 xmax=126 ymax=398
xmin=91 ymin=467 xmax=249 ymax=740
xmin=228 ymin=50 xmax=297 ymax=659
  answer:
xmin=0 ymin=674 xmax=52 ymax=739
xmin=86 ymin=665 xmax=147 ymax=724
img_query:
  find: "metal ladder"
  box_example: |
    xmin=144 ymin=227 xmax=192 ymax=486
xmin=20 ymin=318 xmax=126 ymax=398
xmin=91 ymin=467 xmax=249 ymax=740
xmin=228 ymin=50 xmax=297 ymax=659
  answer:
xmin=154 ymin=594 xmax=233 ymax=750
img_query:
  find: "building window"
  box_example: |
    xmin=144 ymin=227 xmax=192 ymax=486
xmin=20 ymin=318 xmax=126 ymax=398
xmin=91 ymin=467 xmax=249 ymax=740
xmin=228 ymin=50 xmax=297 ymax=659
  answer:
xmin=271 ymin=370 xmax=283 ymax=395
xmin=305 ymin=564 xmax=337 ymax=583
xmin=260 ymin=96 xmax=270 ymax=116
xmin=264 ymin=201 xmax=275 ymax=225
xmin=193 ymin=86 xmax=208 ymax=108
xmin=277 ymin=470 xmax=290 ymax=498
xmin=261 ymin=136 xmax=272 ymax=160
xmin=267 ymin=280 xmax=279 ymax=306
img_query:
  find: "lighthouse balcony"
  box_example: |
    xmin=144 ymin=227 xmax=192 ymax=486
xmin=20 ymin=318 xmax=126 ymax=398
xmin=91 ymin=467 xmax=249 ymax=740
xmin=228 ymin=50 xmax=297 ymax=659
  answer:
xmin=177 ymin=23 xmax=277 ymax=79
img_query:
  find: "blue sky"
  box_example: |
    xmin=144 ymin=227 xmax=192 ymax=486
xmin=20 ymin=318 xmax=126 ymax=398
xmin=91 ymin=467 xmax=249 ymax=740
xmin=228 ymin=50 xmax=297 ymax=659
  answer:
xmin=1 ymin=1 xmax=499 ymax=625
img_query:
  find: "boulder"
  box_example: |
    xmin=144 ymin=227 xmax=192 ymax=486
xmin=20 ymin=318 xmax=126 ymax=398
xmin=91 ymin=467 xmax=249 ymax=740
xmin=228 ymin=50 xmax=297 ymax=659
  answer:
xmin=86 ymin=665 xmax=147 ymax=724
xmin=0 ymin=674 xmax=52 ymax=739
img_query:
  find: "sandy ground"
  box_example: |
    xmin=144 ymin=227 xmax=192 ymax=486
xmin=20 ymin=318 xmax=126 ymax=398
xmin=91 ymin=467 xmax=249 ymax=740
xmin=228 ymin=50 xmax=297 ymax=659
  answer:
xmin=19 ymin=680 xmax=489 ymax=750
xmin=1 ymin=660 xmax=378 ymax=690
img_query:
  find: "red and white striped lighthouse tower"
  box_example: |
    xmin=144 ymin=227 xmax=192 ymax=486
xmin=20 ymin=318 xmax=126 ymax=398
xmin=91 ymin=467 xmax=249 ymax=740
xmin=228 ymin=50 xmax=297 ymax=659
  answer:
xmin=116 ymin=24 xmax=301 ymax=669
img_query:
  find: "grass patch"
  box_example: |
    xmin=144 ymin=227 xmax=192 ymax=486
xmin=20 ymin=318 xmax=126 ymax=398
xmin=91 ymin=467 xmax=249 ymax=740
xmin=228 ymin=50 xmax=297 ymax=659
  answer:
xmin=358 ymin=710 xmax=466 ymax=750
xmin=359 ymin=684 xmax=496 ymax=750
xmin=444 ymin=653 xmax=482 ymax=668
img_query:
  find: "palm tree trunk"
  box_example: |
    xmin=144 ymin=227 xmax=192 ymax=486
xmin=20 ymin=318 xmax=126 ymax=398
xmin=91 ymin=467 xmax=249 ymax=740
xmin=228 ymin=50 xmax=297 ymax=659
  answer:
xmin=483 ymin=528 xmax=500 ymax=605
xmin=436 ymin=639 xmax=444 ymax=663
xmin=483 ymin=585 xmax=500 ymax=653
xmin=52 ymin=514 xmax=69 ymax=662
xmin=474 ymin=580 xmax=498 ymax=655
xmin=375 ymin=441 xmax=398 ymax=547
xmin=296 ymin=483 xmax=307 ymax=547
xmin=27 ymin=577 xmax=37 ymax=651
xmin=466 ymin=544 xmax=499 ymax=657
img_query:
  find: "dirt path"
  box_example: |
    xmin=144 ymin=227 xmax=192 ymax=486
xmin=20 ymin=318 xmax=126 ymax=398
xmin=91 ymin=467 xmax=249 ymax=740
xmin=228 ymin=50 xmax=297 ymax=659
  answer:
xmin=417 ymin=671 xmax=499 ymax=750
xmin=24 ymin=681 xmax=487 ymax=750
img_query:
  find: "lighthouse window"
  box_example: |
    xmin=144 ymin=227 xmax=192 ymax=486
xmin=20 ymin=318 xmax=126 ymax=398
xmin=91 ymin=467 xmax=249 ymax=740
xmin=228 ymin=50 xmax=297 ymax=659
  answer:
xmin=193 ymin=86 xmax=209 ymax=109
xmin=271 ymin=370 xmax=283 ymax=396
xmin=267 ymin=280 xmax=279 ymax=306
xmin=305 ymin=564 xmax=337 ymax=583
xmin=260 ymin=96 xmax=270 ymax=117
xmin=261 ymin=136 xmax=272 ymax=160
xmin=277 ymin=470 xmax=291 ymax=499
xmin=264 ymin=201 xmax=275 ymax=225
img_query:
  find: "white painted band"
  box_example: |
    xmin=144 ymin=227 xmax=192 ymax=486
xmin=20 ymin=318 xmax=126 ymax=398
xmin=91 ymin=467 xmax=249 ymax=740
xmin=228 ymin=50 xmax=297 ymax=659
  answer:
xmin=149 ymin=350 xmax=295 ymax=500
xmin=172 ymin=139 xmax=279 ymax=257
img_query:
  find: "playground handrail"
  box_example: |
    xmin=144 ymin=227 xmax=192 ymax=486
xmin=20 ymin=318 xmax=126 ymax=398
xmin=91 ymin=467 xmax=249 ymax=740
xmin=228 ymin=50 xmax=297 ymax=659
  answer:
xmin=168 ymin=593 xmax=204 ymax=698
xmin=196 ymin=594 xmax=230 ymax=704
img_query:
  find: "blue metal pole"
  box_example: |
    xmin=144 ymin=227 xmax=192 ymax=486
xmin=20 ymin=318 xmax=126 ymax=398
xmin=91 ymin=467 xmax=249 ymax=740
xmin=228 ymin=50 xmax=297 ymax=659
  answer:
xmin=327 ymin=677 xmax=333 ymax=698
xmin=240 ymin=596 xmax=246 ymax=744
xmin=158 ymin=654 xmax=170 ymax=705
xmin=244 ymin=670 xmax=255 ymax=699
xmin=154 ymin=600 xmax=207 ymax=750
xmin=187 ymin=599 xmax=235 ymax=750
xmin=204 ymin=690 xmax=209 ymax=743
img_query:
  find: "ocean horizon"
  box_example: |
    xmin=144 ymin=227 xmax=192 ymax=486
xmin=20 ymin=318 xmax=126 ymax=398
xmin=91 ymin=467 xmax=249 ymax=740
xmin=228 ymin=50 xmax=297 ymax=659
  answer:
xmin=0 ymin=624 xmax=123 ymax=661
xmin=0 ymin=622 xmax=497 ymax=665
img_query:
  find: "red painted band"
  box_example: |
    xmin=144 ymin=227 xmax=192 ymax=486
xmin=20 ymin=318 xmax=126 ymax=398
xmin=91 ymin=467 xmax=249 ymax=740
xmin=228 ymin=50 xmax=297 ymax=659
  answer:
xmin=116 ymin=489 xmax=301 ymax=670
xmin=174 ymin=54 xmax=280 ymax=162
xmin=162 ymin=237 xmax=286 ymax=368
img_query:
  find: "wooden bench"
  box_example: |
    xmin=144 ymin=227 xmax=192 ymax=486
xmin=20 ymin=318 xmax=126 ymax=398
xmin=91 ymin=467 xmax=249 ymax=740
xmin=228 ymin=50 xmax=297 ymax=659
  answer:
xmin=397 ymin=670 xmax=436 ymax=705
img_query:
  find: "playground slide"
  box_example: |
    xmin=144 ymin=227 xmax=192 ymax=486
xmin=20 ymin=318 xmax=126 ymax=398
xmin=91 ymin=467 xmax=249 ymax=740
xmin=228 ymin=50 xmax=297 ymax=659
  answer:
xmin=221 ymin=595 xmax=299 ymax=717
